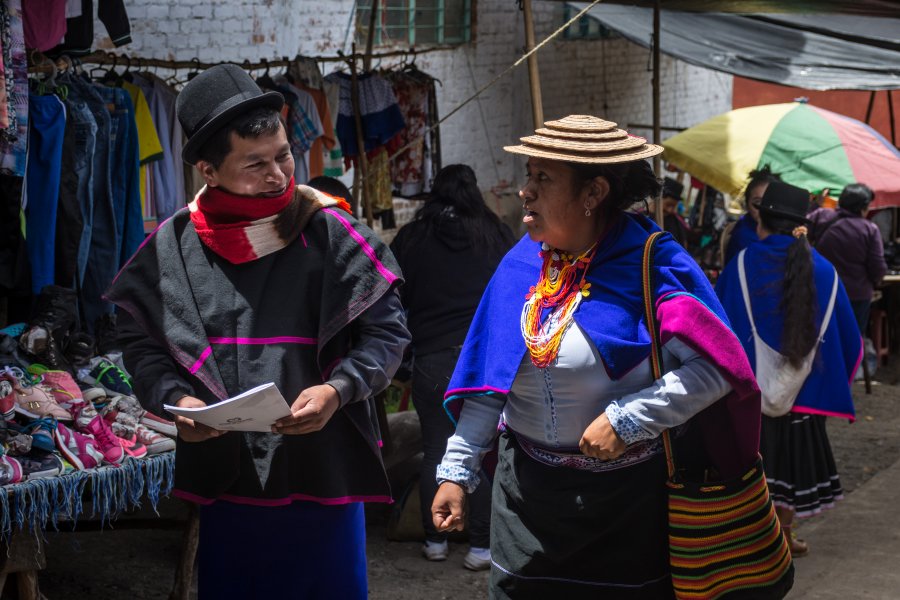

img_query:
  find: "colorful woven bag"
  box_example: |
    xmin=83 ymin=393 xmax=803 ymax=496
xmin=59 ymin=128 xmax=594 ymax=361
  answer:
xmin=642 ymin=231 xmax=794 ymax=600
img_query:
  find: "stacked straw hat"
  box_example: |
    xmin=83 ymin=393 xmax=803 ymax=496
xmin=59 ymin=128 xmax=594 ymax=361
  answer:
xmin=504 ymin=115 xmax=663 ymax=164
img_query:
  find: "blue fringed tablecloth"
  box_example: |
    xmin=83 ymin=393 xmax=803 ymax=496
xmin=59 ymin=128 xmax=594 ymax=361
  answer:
xmin=0 ymin=452 xmax=175 ymax=539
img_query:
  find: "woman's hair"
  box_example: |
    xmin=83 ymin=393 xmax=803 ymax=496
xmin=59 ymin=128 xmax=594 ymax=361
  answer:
xmin=566 ymin=159 xmax=661 ymax=213
xmin=758 ymin=211 xmax=818 ymax=368
xmin=838 ymin=183 xmax=874 ymax=214
xmin=743 ymin=165 xmax=782 ymax=208
xmin=414 ymin=164 xmax=515 ymax=253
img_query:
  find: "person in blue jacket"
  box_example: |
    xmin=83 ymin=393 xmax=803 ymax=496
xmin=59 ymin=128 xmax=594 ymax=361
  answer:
xmin=722 ymin=165 xmax=782 ymax=266
xmin=716 ymin=180 xmax=862 ymax=558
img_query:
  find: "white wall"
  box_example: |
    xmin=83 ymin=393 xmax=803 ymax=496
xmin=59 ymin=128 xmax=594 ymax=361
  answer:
xmin=100 ymin=0 xmax=732 ymax=192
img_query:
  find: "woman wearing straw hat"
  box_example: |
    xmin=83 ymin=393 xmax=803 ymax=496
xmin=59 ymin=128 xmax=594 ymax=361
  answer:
xmin=431 ymin=116 xmax=765 ymax=598
xmin=716 ymin=181 xmax=861 ymax=557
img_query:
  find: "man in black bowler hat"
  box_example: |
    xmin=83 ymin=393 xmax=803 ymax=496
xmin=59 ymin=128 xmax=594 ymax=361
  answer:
xmin=107 ymin=64 xmax=409 ymax=598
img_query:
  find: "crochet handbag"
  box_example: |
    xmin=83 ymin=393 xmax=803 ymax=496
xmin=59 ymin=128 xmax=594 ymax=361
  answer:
xmin=642 ymin=232 xmax=794 ymax=600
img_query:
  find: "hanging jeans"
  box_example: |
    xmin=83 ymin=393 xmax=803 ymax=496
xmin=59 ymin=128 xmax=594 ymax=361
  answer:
xmin=68 ymin=77 xmax=117 ymax=333
xmin=94 ymin=85 xmax=141 ymax=266
xmin=55 ymin=93 xmax=97 ymax=289
xmin=24 ymin=94 xmax=66 ymax=295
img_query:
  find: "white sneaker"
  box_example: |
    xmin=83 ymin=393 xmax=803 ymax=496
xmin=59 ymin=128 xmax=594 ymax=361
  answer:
xmin=422 ymin=540 xmax=449 ymax=561
xmin=463 ymin=547 xmax=491 ymax=571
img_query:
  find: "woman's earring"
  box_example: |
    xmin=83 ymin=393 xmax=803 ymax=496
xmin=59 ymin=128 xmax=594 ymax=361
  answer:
xmin=585 ymin=206 xmax=592 ymax=217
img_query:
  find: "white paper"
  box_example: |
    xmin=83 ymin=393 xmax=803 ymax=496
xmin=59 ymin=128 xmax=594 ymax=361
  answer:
xmin=164 ymin=383 xmax=292 ymax=432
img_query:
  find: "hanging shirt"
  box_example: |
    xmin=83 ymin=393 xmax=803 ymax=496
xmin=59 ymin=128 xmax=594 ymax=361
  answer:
xmin=299 ymin=83 xmax=335 ymax=180
xmin=21 ymin=0 xmax=67 ymax=51
xmin=0 ymin=0 xmax=28 ymax=177
xmin=121 ymin=81 xmax=163 ymax=219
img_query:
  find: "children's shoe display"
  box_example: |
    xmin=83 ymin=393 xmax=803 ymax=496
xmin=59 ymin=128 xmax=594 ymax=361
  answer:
xmin=81 ymin=356 xmax=134 ymax=397
xmin=462 ymin=547 xmax=492 ymax=571
xmin=17 ymin=451 xmax=64 ymax=479
xmin=107 ymin=394 xmax=177 ymax=437
xmin=83 ymin=415 xmax=125 ymax=465
xmin=132 ymin=423 xmax=175 ymax=455
xmin=21 ymin=417 xmax=57 ymax=454
xmin=54 ymin=423 xmax=105 ymax=470
xmin=0 ymin=376 xmax=15 ymax=420
xmin=108 ymin=420 xmax=148 ymax=458
xmin=0 ymin=453 xmax=23 ymax=484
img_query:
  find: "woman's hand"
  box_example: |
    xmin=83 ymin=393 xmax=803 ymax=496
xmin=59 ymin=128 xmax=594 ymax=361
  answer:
xmin=432 ymin=481 xmax=467 ymax=532
xmin=579 ymin=412 xmax=626 ymax=460
xmin=273 ymin=384 xmax=340 ymax=434
xmin=173 ymin=396 xmax=224 ymax=442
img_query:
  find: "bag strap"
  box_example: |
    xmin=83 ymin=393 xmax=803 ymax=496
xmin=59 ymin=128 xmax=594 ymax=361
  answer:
xmin=736 ymin=249 xmax=758 ymax=334
xmin=641 ymin=231 xmax=676 ymax=478
xmin=818 ymin=267 xmax=840 ymax=341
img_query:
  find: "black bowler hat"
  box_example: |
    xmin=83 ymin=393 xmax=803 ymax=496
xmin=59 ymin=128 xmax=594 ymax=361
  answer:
xmin=662 ymin=177 xmax=684 ymax=201
xmin=758 ymin=180 xmax=811 ymax=224
xmin=176 ymin=64 xmax=284 ymax=165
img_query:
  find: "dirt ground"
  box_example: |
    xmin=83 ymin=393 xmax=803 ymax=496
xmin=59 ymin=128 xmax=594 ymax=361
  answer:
xmin=16 ymin=356 xmax=900 ymax=600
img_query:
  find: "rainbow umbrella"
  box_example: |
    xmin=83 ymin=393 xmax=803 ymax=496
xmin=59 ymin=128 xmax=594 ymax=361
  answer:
xmin=662 ymin=102 xmax=900 ymax=210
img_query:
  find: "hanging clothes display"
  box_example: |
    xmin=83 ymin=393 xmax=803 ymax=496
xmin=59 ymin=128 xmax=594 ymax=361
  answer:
xmin=21 ymin=0 xmax=67 ymax=52
xmin=24 ymin=91 xmax=65 ymax=294
xmin=320 ymin=76 xmax=344 ymax=178
xmin=385 ymin=67 xmax=440 ymax=197
xmin=48 ymin=0 xmax=131 ymax=57
xmin=0 ymin=0 xmax=28 ymax=177
xmin=121 ymin=80 xmax=163 ymax=222
xmin=325 ymin=71 xmax=405 ymax=159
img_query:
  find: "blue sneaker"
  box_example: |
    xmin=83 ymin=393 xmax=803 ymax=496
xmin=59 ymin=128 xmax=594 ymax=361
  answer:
xmin=82 ymin=357 xmax=134 ymax=397
xmin=21 ymin=417 xmax=58 ymax=454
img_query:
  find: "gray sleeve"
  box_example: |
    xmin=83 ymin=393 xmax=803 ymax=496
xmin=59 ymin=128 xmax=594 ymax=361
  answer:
xmin=325 ymin=288 xmax=411 ymax=406
xmin=436 ymin=394 xmax=505 ymax=493
xmin=605 ymin=337 xmax=732 ymax=443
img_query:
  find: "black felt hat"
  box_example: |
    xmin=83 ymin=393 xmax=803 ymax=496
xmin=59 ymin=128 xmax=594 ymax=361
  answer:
xmin=758 ymin=180 xmax=811 ymax=224
xmin=176 ymin=64 xmax=284 ymax=165
xmin=662 ymin=177 xmax=684 ymax=201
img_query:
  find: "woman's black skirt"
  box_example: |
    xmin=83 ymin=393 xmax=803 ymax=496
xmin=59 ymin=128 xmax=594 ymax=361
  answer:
xmin=760 ymin=413 xmax=843 ymax=518
xmin=490 ymin=432 xmax=675 ymax=600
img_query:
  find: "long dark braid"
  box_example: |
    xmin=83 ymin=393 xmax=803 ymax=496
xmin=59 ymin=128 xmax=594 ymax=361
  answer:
xmin=760 ymin=212 xmax=818 ymax=368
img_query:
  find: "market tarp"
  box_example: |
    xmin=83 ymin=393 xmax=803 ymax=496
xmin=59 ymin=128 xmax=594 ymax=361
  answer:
xmin=568 ymin=3 xmax=900 ymax=90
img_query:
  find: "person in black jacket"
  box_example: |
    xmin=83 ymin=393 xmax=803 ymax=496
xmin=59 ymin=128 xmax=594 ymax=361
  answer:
xmin=390 ymin=164 xmax=515 ymax=570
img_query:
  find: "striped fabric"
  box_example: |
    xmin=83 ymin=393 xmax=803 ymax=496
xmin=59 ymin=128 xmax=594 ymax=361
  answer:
xmin=667 ymin=461 xmax=793 ymax=599
xmin=642 ymin=232 xmax=793 ymax=600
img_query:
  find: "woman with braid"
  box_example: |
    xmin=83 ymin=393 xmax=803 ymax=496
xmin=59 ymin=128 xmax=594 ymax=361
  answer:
xmin=716 ymin=180 xmax=862 ymax=557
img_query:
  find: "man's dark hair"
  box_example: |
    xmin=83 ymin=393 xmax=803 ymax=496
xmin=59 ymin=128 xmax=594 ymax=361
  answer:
xmin=195 ymin=107 xmax=283 ymax=169
xmin=308 ymin=176 xmax=354 ymax=205
xmin=838 ymin=183 xmax=874 ymax=214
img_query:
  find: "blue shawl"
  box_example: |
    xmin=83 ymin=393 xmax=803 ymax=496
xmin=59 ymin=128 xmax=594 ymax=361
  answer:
xmin=724 ymin=213 xmax=759 ymax=266
xmin=715 ymin=235 xmax=861 ymax=421
xmin=446 ymin=212 xmax=763 ymax=478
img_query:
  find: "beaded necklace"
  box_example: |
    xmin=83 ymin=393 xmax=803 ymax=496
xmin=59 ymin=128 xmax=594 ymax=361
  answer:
xmin=520 ymin=241 xmax=598 ymax=368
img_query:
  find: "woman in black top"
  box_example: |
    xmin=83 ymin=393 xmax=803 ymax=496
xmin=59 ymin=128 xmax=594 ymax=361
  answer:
xmin=390 ymin=164 xmax=515 ymax=569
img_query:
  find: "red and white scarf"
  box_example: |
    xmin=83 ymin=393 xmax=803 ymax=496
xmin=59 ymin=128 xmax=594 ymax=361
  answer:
xmin=188 ymin=179 xmax=351 ymax=264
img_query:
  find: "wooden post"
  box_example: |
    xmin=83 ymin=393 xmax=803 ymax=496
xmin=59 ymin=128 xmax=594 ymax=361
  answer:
xmin=522 ymin=0 xmax=544 ymax=129
xmin=652 ymin=0 xmax=663 ymax=226
xmin=888 ymin=89 xmax=896 ymax=147
xmin=350 ymin=52 xmax=375 ymax=228
xmin=864 ymin=90 xmax=877 ymax=124
xmin=169 ymin=503 xmax=200 ymax=600
xmin=363 ymin=0 xmax=380 ymax=71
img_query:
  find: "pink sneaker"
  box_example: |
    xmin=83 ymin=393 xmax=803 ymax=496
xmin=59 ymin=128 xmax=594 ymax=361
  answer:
xmin=83 ymin=415 xmax=125 ymax=465
xmin=108 ymin=395 xmax=177 ymax=438
xmin=0 ymin=454 xmax=23 ymax=485
xmin=27 ymin=365 xmax=83 ymax=405
xmin=108 ymin=420 xmax=148 ymax=458
xmin=0 ymin=376 xmax=15 ymax=420
xmin=1 ymin=367 xmax=72 ymax=421
xmin=54 ymin=423 xmax=105 ymax=470
xmin=133 ymin=423 xmax=175 ymax=455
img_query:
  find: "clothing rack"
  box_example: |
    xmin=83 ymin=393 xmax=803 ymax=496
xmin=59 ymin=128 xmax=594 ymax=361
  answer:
xmin=26 ymin=46 xmax=456 ymax=75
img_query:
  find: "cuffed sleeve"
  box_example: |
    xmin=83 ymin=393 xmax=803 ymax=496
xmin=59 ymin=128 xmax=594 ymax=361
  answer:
xmin=605 ymin=338 xmax=732 ymax=442
xmin=325 ymin=288 xmax=410 ymax=407
xmin=117 ymin=311 xmax=194 ymax=417
xmin=437 ymin=394 xmax=505 ymax=493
